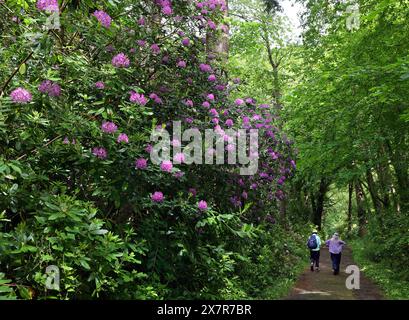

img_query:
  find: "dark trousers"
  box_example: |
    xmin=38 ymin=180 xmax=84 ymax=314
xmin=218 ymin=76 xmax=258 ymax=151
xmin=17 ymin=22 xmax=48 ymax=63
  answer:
xmin=330 ymin=253 xmax=342 ymax=273
xmin=310 ymin=250 xmax=320 ymax=268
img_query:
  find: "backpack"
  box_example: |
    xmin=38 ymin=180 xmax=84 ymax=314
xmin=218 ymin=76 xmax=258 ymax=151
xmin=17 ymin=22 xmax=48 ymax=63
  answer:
xmin=307 ymin=234 xmax=318 ymax=249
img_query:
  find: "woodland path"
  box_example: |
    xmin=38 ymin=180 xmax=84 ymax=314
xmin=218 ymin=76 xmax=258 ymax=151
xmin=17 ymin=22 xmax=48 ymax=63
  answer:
xmin=286 ymin=247 xmax=384 ymax=300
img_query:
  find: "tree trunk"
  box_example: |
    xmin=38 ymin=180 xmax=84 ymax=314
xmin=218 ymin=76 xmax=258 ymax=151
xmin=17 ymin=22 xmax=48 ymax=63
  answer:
xmin=311 ymin=178 xmax=329 ymax=230
xmin=391 ymin=159 xmax=409 ymax=213
xmin=347 ymin=182 xmax=353 ymax=233
xmin=206 ymin=0 xmax=229 ymax=66
xmin=355 ymin=181 xmax=367 ymax=237
xmin=365 ymin=168 xmax=383 ymax=215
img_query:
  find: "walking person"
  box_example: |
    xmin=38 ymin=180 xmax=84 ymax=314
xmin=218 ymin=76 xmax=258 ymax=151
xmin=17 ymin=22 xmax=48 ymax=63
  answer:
xmin=307 ymin=229 xmax=321 ymax=272
xmin=326 ymin=232 xmax=346 ymax=275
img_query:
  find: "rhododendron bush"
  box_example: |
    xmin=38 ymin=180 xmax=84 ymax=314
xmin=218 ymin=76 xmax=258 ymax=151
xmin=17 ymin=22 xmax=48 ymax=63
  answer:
xmin=0 ymin=0 xmax=301 ymax=299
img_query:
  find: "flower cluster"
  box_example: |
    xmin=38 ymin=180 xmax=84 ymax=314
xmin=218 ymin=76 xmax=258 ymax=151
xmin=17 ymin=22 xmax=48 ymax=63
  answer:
xmin=36 ymin=0 xmax=59 ymax=12
xmin=101 ymin=121 xmax=118 ymax=134
xmin=156 ymin=0 xmax=173 ymax=15
xmin=130 ymin=92 xmax=147 ymax=105
xmin=112 ymin=53 xmax=130 ymax=68
xmin=38 ymin=80 xmax=61 ymax=97
xmin=92 ymin=147 xmax=107 ymax=159
xmin=10 ymin=87 xmax=32 ymax=104
xmin=93 ymin=10 xmax=112 ymax=28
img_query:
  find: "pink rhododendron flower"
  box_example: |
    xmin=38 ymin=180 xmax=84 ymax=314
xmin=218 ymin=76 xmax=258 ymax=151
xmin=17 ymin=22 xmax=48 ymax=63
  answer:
xmin=95 ymin=81 xmax=105 ymax=89
xmin=38 ymin=80 xmax=61 ymax=97
xmin=151 ymin=191 xmax=164 ymax=202
xmin=235 ymin=98 xmax=244 ymax=106
xmin=198 ymin=200 xmax=208 ymax=211
xmin=171 ymin=139 xmax=181 ymax=147
xmin=207 ymin=20 xmax=217 ymax=30
xmin=137 ymin=40 xmax=146 ymax=47
xmin=130 ymin=92 xmax=147 ymax=105
xmin=209 ymin=108 xmax=218 ymax=117
xmin=199 ymin=63 xmax=212 ymax=73
xmin=177 ymin=60 xmax=187 ymax=68
xmin=225 ymin=119 xmax=234 ymax=127
xmin=149 ymin=93 xmax=163 ymax=104
xmin=93 ymin=10 xmax=112 ymax=28
xmin=226 ymin=144 xmax=235 ymax=152
xmin=207 ymin=93 xmax=215 ymax=100
xmin=208 ymin=74 xmax=217 ymax=82
xmin=138 ymin=17 xmax=145 ymax=26
xmin=160 ymin=160 xmax=173 ymax=172
xmin=135 ymin=158 xmax=148 ymax=169
xmin=174 ymin=153 xmax=185 ymax=163
xmin=112 ymin=53 xmax=130 ymax=68
xmin=151 ymin=44 xmax=160 ymax=54
xmin=10 ymin=87 xmax=32 ymax=104
xmin=36 ymin=0 xmax=59 ymax=12
xmin=145 ymin=144 xmax=153 ymax=153
xmin=92 ymin=147 xmax=107 ymax=159
xmin=202 ymin=101 xmax=210 ymax=108
xmin=101 ymin=121 xmax=118 ymax=134
xmin=117 ymin=133 xmax=129 ymax=143
xmin=162 ymin=6 xmax=173 ymax=15
xmin=174 ymin=171 xmax=185 ymax=179
xmin=184 ymin=99 xmax=193 ymax=107
xmin=181 ymin=38 xmax=190 ymax=46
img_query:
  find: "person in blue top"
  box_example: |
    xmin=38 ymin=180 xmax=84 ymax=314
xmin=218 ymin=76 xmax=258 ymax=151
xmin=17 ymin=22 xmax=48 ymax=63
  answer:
xmin=307 ymin=229 xmax=321 ymax=272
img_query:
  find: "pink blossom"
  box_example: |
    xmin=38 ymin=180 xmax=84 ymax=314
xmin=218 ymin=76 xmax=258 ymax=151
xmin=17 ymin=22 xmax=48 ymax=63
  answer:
xmin=10 ymin=87 xmax=32 ymax=104
xmin=135 ymin=158 xmax=148 ymax=169
xmin=198 ymin=200 xmax=208 ymax=211
xmin=138 ymin=17 xmax=145 ymax=26
xmin=209 ymin=108 xmax=218 ymax=117
xmin=151 ymin=191 xmax=164 ymax=203
xmin=130 ymin=91 xmax=147 ymax=105
xmin=202 ymin=101 xmax=210 ymax=108
xmin=36 ymin=0 xmax=59 ymax=12
xmin=95 ymin=81 xmax=105 ymax=89
xmin=160 ymin=160 xmax=173 ymax=172
xmin=171 ymin=139 xmax=181 ymax=147
xmin=137 ymin=40 xmax=146 ymax=47
xmin=177 ymin=60 xmax=187 ymax=68
xmin=174 ymin=153 xmax=185 ymax=164
xmin=38 ymin=80 xmax=61 ymax=97
xmin=93 ymin=10 xmax=112 ymax=28
xmin=101 ymin=121 xmax=118 ymax=134
xmin=207 ymin=93 xmax=215 ymax=101
xmin=235 ymin=98 xmax=244 ymax=106
xmin=207 ymin=20 xmax=217 ymax=30
xmin=92 ymin=147 xmax=107 ymax=159
xmin=225 ymin=119 xmax=234 ymax=127
xmin=181 ymin=38 xmax=190 ymax=46
xmin=208 ymin=74 xmax=217 ymax=82
xmin=184 ymin=99 xmax=193 ymax=107
xmin=151 ymin=44 xmax=160 ymax=54
xmin=199 ymin=63 xmax=212 ymax=73
xmin=112 ymin=53 xmax=130 ymax=68
xmin=149 ymin=93 xmax=163 ymax=104
xmin=145 ymin=144 xmax=153 ymax=153
xmin=162 ymin=6 xmax=173 ymax=15
xmin=117 ymin=133 xmax=129 ymax=143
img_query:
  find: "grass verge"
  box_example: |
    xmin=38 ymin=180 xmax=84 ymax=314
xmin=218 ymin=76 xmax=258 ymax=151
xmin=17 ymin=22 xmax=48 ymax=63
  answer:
xmin=350 ymin=239 xmax=409 ymax=299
